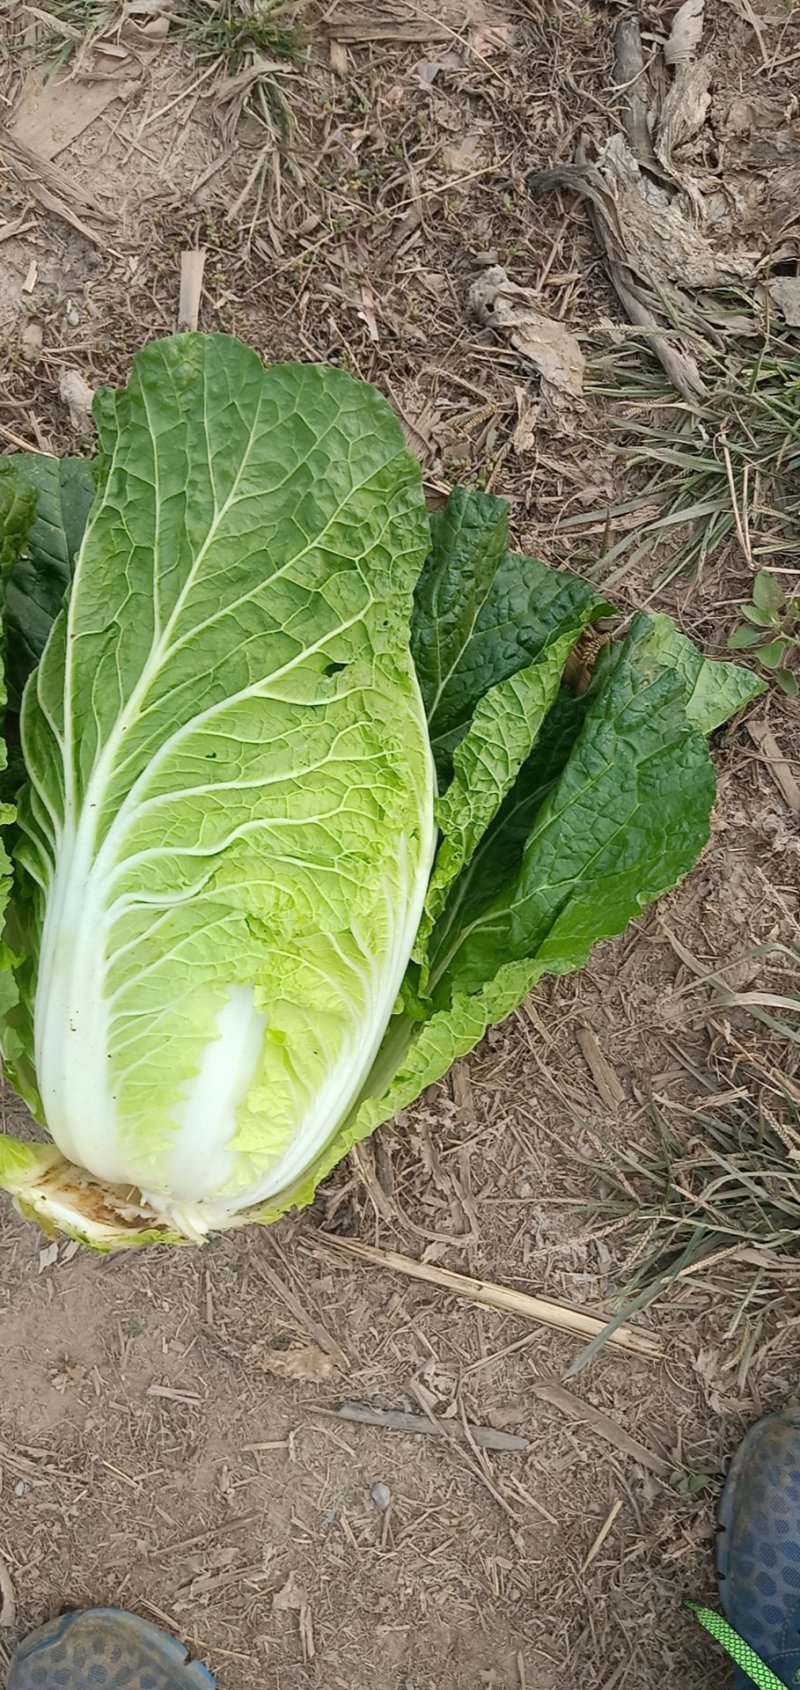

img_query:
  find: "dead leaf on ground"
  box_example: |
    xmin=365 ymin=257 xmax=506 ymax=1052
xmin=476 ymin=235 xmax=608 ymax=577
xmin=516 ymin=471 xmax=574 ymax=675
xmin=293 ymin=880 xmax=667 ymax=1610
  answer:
xmin=541 ymin=135 xmax=749 ymax=291
xmin=533 ymin=1382 xmax=671 ymax=1477
xmin=511 ymin=399 xmax=540 ymax=456
xmin=121 ymin=3 xmax=174 ymax=45
xmin=614 ymin=15 xmax=658 ymax=169
xmin=664 ymin=0 xmax=705 ymax=65
xmin=272 ymin=1569 xmax=315 ymax=1662
xmin=656 ymin=1 xmax=711 ymax=184
xmin=469 ymin=22 xmax=513 ymax=56
xmin=768 ymin=277 xmax=800 ymax=327
xmin=693 ymin=1346 xmax=743 ymax=1415
xmin=60 ymin=370 xmax=95 ymax=438
xmin=0 ymin=123 xmax=112 ymax=243
xmin=273 ymin=1570 xmax=306 ymax=1612
xmin=411 ymin=52 xmax=462 ymax=87
xmin=441 ymin=133 xmax=486 ymax=174
xmin=576 ymin=1025 xmax=625 ymax=1111
xmin=747 ymin=719 xmax=800 ymax=818
xmin=254 ymin=1343 xmax=336 ymax=1383
xmin=358 ymin=279 xmax=380 ymax=344
xmin=470 ymin=265 xmax=584 ymax=429
xmin=178 ymin=249 xmax=206 ymax=334
xmin=11 ymin=63 xmax=140 ymax=161
xmin=52 ymin=1362 xmax=88 ymax=1393
xmin=20 ymin=320 xmax=42 ymax=361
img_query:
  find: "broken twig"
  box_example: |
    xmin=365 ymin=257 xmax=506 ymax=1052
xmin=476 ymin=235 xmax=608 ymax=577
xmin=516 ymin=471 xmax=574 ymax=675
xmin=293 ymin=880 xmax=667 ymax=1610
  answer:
xmin=313 ymin=1401 xmax=529 ymax=1453
xmin=319 ymin=1238 xmax=662 ymax=1358
xmin=533 ymin=1381 xmax=671 ymax=1477
xmin=178 ymin=249 xmax=206 ymax=334
xmin=746 ymin=720 xmax=800 ymax=818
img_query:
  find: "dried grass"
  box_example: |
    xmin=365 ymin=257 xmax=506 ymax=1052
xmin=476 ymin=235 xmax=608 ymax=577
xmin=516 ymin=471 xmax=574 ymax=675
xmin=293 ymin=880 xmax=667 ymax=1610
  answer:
xmin=568 ymin=324 xmax=800 ymax=592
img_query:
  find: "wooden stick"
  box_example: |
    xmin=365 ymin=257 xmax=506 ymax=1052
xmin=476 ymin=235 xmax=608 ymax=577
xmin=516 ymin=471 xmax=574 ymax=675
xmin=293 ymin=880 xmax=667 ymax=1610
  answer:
xmin=312 ymin=1401 xmax=529 ymax=1453
xmin=576 ymin=1024 xmax=625 ymax=1110
xmin=319 ymin=1238 xmax=663 ymax=1359
xmin=581 ymin=1497 xmax=624 ymax=1572
xmin=747 ymin=719 xmax=800 ymax=818
xmin=534 ymin=1381 xmax=671 ymax=1477
xmin=178 ymin=249 xmax=206 ymax=334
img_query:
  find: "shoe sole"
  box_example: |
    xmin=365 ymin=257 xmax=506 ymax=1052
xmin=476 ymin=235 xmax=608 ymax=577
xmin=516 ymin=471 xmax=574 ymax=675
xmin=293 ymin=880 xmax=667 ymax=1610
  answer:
xmin=8 ymin=1607 xmax=217 ymax=1690
xmin=717 ymin=1408 xmax=800 ymax=1690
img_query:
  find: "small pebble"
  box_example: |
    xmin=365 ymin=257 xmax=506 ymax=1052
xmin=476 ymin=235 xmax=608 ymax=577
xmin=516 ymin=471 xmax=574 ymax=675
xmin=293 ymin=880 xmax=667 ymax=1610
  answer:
xmin=370 ymin=1481 xmax=391 ymax=1512
xmin=14 ymin=1480 xmax=25 ymax=1497
xmin=67 ymin=307 xmax=80 ymax=327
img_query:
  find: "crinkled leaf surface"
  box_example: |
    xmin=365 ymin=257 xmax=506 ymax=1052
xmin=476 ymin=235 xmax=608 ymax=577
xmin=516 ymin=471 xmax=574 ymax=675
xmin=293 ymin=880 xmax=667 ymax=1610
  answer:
xmin=411 ymin=488 xmax=509 ymax=767
xmin=5 ymin=333 xmax=435 ymax=1238
xmin=0 ymin=406 xmax=764 ymax=1249
xmin=412 ymin=487 xmax=610 ymax=776
xmin=427 ymin=615 xmax=719 ymax=997
xmin=261 ymin=609 xmax=763 ymax=1226
xmin=0 ymin=466 xmax=38 ymax=592
xmin=2 ymin=455 xmax=95 ymax=711
xmin=415 ymin=626 xmax=580 ymax=963
xmin=642 ymin=612 xmax=765 ymax=730
xmin=420 ymin=605 xmax=764 ymax=995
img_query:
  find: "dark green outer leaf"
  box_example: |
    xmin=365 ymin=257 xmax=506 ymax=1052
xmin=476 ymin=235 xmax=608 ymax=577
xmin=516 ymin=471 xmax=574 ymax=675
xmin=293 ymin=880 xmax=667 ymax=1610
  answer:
xmin=3 ymin=455 xmax=95 ymax=710
xmin=0 ymin=469 xmax=38 ymax=592
xmin=427 ymin=682 xmax=589 ymax=979
xmin=428 ymin=616 xmax=719 ymax=999
xmin=269 ymin=601 xmax=762 ymax=1223
xmin=430 ymin=547 xmax=608 ymax=766
xmin=415 ymin=626 xmax=581 ymax=966
xmin=641 ymin=613 xmax=765 ymax=730
xmin=411 ymin=487 xmax=611 ymax=777
xmin=411 ymin=488 xmax=509 ymax=760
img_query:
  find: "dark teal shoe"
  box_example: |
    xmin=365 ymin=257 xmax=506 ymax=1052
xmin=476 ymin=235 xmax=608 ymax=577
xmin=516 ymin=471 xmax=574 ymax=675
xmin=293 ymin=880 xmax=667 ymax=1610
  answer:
xmin=716 ymin=1409 xmax=800 ymax=1689
xmin=687 ymin=1408 xmax=800 ymax=1689
xmin=8 ymin=1608 xmax=217 ymax=1690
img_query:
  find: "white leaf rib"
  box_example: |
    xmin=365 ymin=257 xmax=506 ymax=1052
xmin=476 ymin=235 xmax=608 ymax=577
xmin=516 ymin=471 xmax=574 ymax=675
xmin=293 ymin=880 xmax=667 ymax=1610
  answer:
xmin=100 ymin=730 xmax=397 ymax=827
xmin=93 ymin=601 xmax=377 ymax=867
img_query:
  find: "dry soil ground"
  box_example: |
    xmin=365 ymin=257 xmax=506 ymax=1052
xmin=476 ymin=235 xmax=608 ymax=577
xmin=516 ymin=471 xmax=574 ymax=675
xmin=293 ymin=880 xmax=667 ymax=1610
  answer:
xmin=0 ymin=3 xmax=799 ymax=1688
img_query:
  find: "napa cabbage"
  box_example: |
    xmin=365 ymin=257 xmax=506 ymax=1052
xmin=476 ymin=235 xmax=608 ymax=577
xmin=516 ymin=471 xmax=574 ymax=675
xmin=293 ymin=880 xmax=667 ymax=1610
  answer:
xmin=0 ymin=333 xmax=763 ymax=1247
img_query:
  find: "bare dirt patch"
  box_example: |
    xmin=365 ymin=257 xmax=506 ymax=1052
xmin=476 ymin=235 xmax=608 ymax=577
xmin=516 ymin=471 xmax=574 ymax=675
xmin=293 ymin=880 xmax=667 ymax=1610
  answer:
xmin=0 ymin=4 xmax=798 ymax=1688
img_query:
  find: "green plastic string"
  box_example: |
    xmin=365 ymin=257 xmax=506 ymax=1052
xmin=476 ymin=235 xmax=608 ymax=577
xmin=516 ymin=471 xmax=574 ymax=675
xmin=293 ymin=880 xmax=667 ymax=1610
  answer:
xmin=685 ymin=1600 xmax=790 ymax=1689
